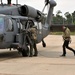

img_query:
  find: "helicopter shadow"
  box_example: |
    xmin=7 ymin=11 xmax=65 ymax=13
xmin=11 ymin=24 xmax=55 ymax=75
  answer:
xmin=39 ymin=50 xmax=75 ymax=59
xmin=39 ymin=50 xmax=60 ymax=58
xmin=0 ymin=50 xmax=22 ymax=61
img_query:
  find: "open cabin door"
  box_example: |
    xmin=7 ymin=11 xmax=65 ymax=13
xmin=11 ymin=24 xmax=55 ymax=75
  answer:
xmin=4 ymin=18 xmax=14 ymax=43
xmin=35 ymin=22 xmax=43 ymax=43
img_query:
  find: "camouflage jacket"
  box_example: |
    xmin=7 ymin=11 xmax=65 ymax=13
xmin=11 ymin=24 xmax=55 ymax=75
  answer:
xmin=62 ymin=27 xmax=71 ymax=40
xmin=28 ymin=27 xmax=37 ymax=40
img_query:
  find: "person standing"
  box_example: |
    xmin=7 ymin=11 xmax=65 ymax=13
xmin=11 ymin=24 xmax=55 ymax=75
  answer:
xmin=61 ymin=26 xmax=75 ymax=57
xmin=30 ymin=26 xmax=38 ymax=56
xmin=28 ymin=20 xmax=38 ymax=57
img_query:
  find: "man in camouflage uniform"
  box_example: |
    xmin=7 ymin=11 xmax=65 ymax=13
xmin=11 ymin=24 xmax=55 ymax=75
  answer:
xmin=28 ymin=21 xmax=38 ymax=57
xmin=61 ymin=26 xmax=75 ymax=57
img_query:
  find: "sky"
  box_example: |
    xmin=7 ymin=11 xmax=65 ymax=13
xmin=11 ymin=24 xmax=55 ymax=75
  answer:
xmin=1 ymin=0 xmax=75 ymax=16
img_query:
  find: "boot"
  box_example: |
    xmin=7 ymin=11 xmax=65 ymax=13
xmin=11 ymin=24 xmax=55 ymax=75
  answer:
xmin=73 ymin=50 xmax=75 ymax=56
xmin=60 ymin=54 xmax=66 ymax=57
xmin=34 ymin=51 xmax=38 ymax=56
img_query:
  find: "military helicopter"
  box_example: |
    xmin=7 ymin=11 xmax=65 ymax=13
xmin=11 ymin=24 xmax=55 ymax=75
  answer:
xmin=0 ymin=0 xmax=56 ymax=56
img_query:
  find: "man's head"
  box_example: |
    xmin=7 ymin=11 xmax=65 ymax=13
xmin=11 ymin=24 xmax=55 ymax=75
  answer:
xmin=62 ymin=26 xmax=66 ymax=29
xmin=62 ymin=26 xmax=67 ymax=31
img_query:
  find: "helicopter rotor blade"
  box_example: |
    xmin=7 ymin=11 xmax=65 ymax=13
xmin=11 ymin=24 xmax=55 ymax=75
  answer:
xmin=42 ymin=5 xmax=46 ymax=12
xmin=42 ymin=0 xmax=49 ymax=12
xmin=45 ymin=0 xmax=49 ymax=6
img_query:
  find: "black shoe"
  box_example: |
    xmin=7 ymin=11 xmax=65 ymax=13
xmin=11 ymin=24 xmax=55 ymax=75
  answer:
xmin=74 ymin=51 xmax=75 ymax=56
xmin=34 ymin=51 xmax=38 ymax=57
xmin=60 ymin=54 xmax=66 ymax=57
xmin=29 ymin=55 xmax=33 ymax=57
xmin=29 ymin=54 xmax=33 ymax=57
xmin=33 ymin=54 xmax=38 ymax=57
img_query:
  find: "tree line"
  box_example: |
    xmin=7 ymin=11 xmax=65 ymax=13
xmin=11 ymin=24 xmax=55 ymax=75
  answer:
xmin=52 ymin=10 xmax=75 ymax=25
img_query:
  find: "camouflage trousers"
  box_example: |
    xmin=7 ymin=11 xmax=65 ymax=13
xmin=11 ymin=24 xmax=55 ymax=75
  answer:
xmin=29 ymin=39 xmax=38 ymax=56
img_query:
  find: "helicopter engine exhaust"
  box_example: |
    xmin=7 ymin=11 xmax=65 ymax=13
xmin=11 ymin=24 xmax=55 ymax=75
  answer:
xmin=19 ymin=5 xmax=42 ymax=21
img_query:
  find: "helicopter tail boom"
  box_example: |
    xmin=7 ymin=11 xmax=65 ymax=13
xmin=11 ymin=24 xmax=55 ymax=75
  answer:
xmin=46 ymin=0 xmax=56 ymax=25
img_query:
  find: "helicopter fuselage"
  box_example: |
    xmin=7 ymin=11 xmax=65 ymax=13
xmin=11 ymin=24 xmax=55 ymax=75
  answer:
xmin=0 ymin=0 xmax=56 ymax=56
xmin=0 ymin=14 xmax=49 ymax=49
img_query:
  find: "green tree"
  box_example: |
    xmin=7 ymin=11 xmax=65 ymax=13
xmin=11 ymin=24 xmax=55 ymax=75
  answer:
xmin=72 ymin=11 xmax=75 ymax=25
xmin=52 ymin=10 xmax=64 ymax=24
xmin=56 ymin=10 xmax=62 ymax=15
xmin=64 ymin=12 xmax=72 ymax=24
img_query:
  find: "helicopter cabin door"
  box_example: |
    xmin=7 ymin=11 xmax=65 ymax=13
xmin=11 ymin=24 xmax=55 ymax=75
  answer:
xmin=4 ymin=18 xmax=14 ymax=44
xmin=35 ymin=22 xmax=43 ymax=43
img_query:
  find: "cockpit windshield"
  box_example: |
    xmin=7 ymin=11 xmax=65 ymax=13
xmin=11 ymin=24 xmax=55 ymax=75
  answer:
xmin=0 ymin=18 xmax=4 ymax=33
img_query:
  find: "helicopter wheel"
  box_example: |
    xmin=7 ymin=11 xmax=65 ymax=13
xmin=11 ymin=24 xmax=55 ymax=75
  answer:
xmin=21 ymin=47 xmax=29 ymax=57
xmin=42 ymin=39 xmax=46 ymax=47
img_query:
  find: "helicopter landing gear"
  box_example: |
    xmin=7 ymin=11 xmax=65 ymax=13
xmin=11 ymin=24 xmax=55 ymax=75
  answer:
xmin=18 ymin=46 xmax=29 ymax=57
xmin=21 ymin=47 xmax=29 ymax=57
xmin=42 ymin=39 xmax=46 ymax=47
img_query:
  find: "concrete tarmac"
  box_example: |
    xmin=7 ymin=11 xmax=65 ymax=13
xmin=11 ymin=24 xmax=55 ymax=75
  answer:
xmin=0 ymin=35 xmax=75 ymax=75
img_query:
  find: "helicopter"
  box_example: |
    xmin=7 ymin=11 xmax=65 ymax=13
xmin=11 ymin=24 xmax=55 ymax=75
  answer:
xmin=0 ymin=0 xmax=56 ymax=57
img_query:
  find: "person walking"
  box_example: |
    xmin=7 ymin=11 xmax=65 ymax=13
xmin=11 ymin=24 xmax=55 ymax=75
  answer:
xmin=60 ymin=26 xmax=75 ymax=57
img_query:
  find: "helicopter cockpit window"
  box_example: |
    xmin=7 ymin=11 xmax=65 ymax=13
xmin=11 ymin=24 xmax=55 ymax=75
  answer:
xmin=35 ymin=22 xmax=42 ymax=29
xmin=6 ymin=18 xmax=13 ymax=32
